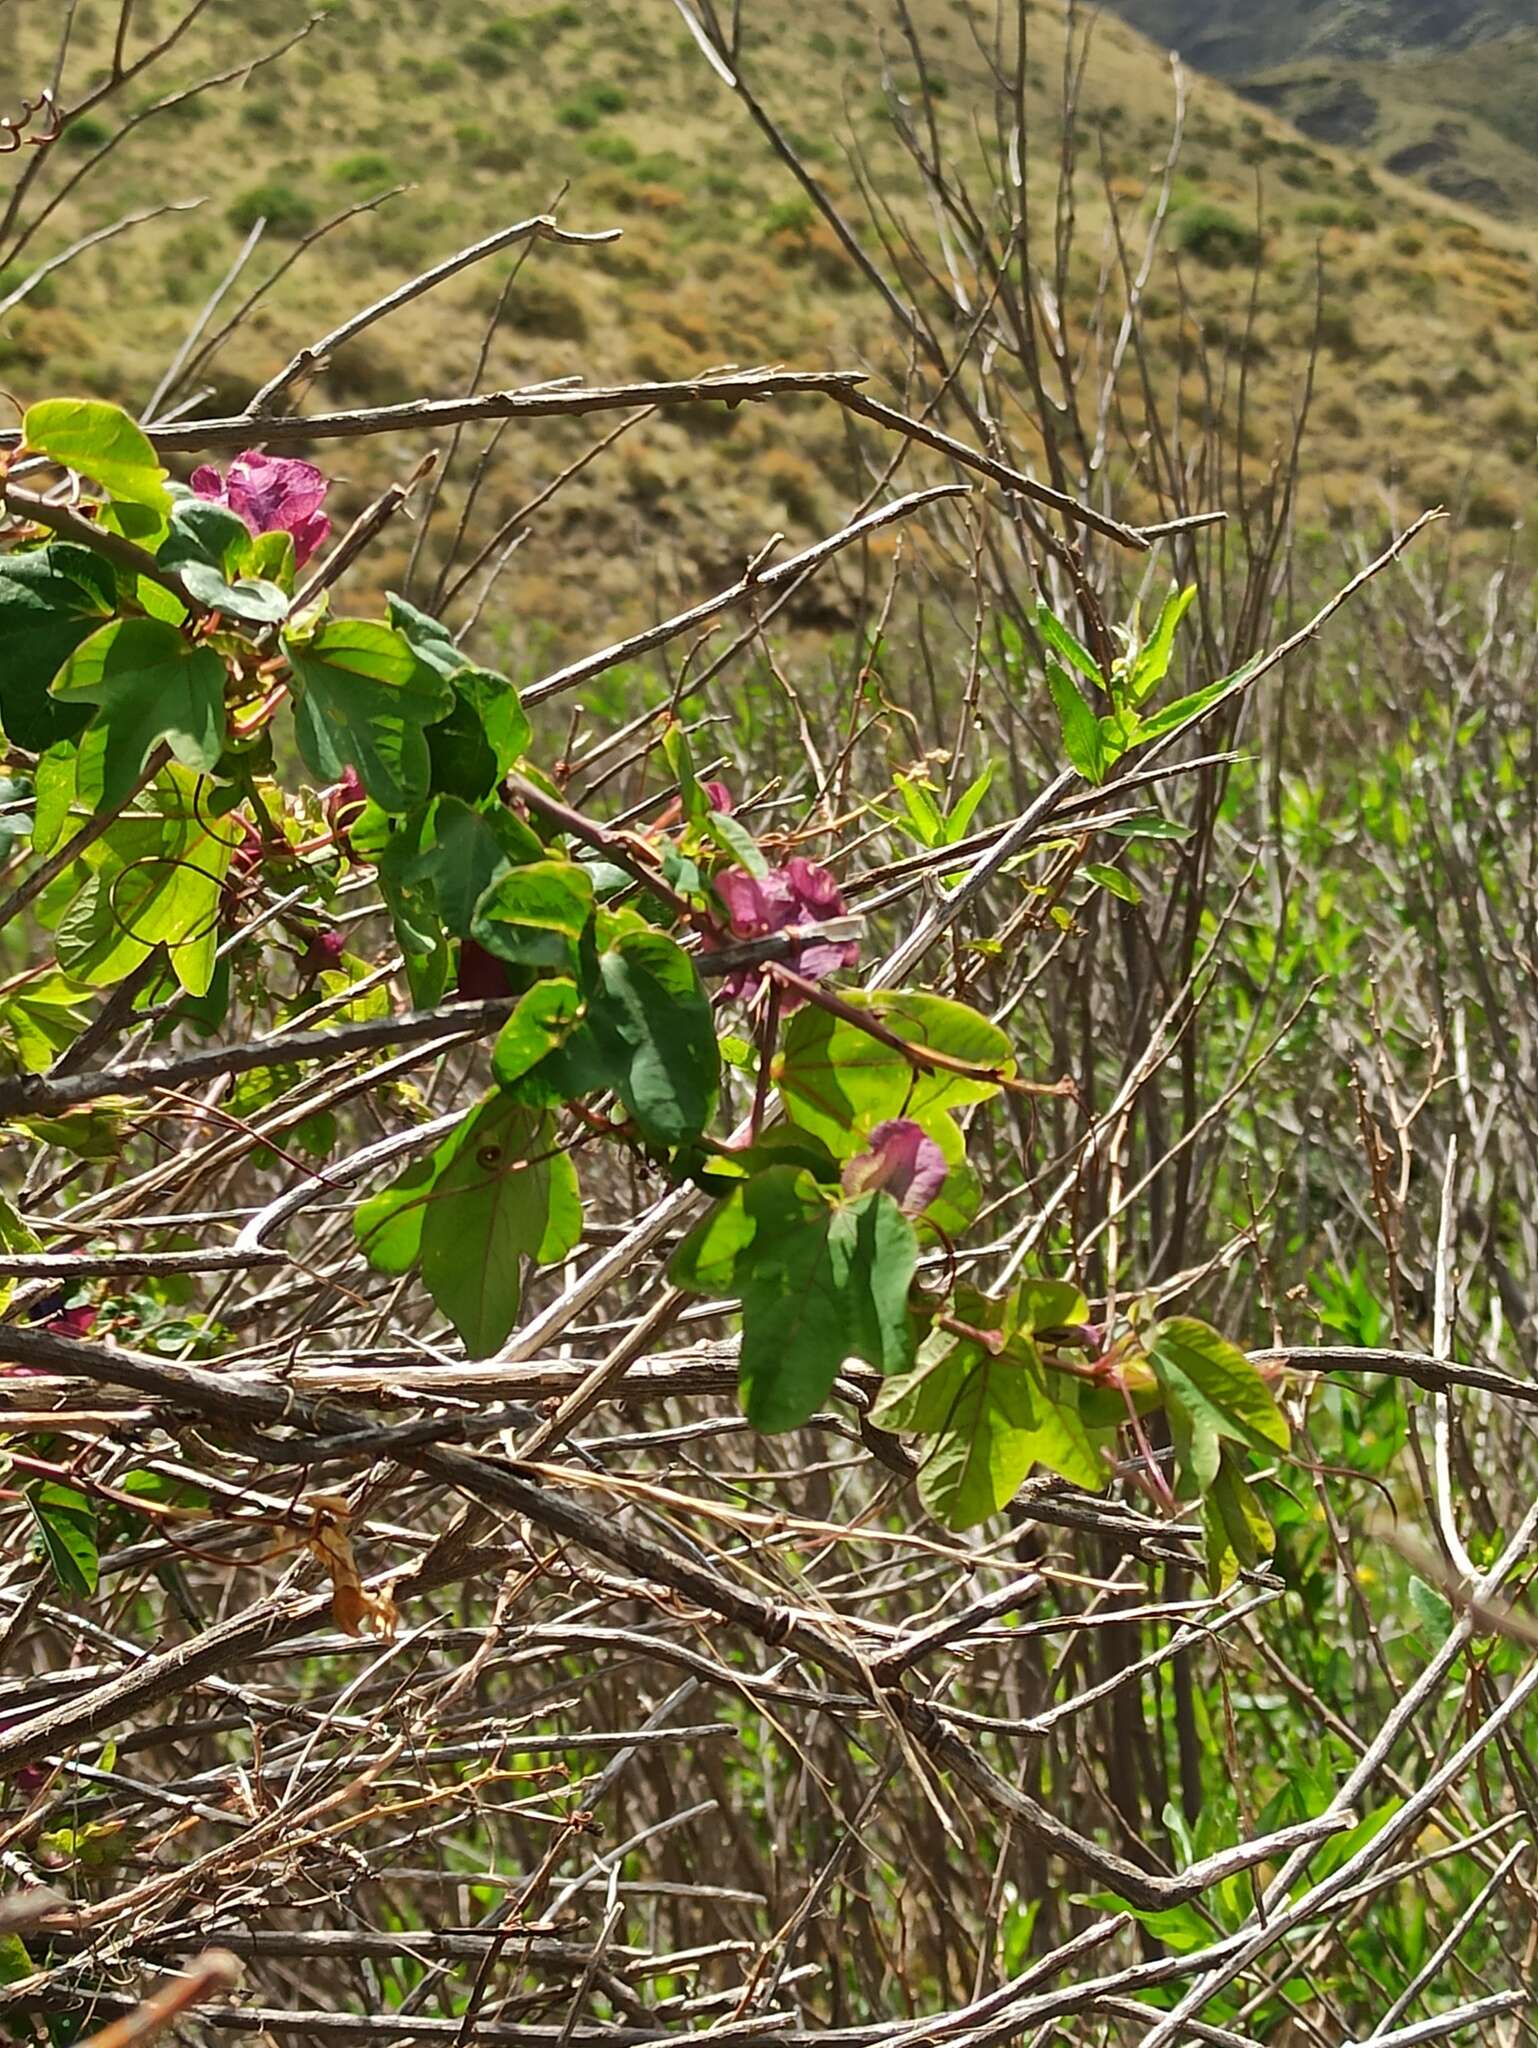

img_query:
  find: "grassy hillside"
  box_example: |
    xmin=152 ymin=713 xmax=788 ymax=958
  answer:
xmin=3 ymin=0 xmax=1536 ymax=659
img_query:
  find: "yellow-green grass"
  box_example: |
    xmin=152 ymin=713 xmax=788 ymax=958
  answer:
xmin=2 ymin=0 xmax=1535 ymax=661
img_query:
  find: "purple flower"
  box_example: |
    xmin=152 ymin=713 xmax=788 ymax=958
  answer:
xmin=190 ymin=450 xmax=332 ymax=568
xmin=841 ymin=1119 xmax=948 ymax=1216
xmin=709 ymin=856 xmax=859 ymax=1000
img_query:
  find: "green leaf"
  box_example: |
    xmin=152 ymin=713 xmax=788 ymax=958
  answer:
xmin=586 ymin=925 xmax=719 ymax=1146
xmin=873 ymin=1323 xmax=1103 ymax=1530
xmin=1204 ymin=1447 xmax=1274 ymax=1588
xmin=662 ymin=718 xmax=704 ymax=821
xmin=410 ymin=796 xmax=521 ymax=938
xmin=1036 ymin=601 xmax=1103 ymax=687
xmin=24 ymin=397 xmax=169 ymax=510
xmin=945 ymin=760 xmax=996 ymax=841
xmin=471 ymin=859 xmax=594 ymax=969
xmin=11 ymin=1104 xmax=128 ymax=1161
xmin=0 ymin=1936 xmax=33 ymax=1988
xmin=1134 ymin=656 xmax=1261 ymax=748
xmin=1014 ymin=1278 xmax=1091 ymax=1333
xmin=1083 ymin=862 xmax=1141 ymax=904
xmin=0 ymin=545 xmax=115 ymax=750
xmin=491 ymin=979 xmax=585 ymax=1088
xmin=54 ymin=764 xmax=240 ymax=995
xmin=893 ymin=772 xmax=946 ymax=848
xmin=177 ymin=562 xmax=290 ymax=624
xmin=738 ymin=1187 xmax=916 ymax=1431
xmin=668 ymin=1172 xmax=789 ymax=1296
xmin=25 ymin=1479 xmax=99 ymax=1597
xmin=1047 ymin=659 xmax=1106 ymax=784
xmin=285 ymin=618 xmax=453 ymax=813
xmin=387 ymin=589 xmax=468 ymax=679
xmin=419 ymin=1096 xmax=583 ymax=1357
xmin=777 ymin=990 xmax=1014 ymax=1151
xmin=0 ymin=1195 xmax=40 ymax=1315
xmin=0 ymin=970 xmax=95 ymax=1071
xmin=701 ymin=808 xmax=769 ymax=877
xmin=1408 ymin=1574 xmax=1454 ymax=1639
xmin=160 ymin=496 xmax=255 ymax=578
xmin=51 ymin=618 xmax=227 ymax=807
xmin=1126 ymin=584 xmax=1197 ymax=708
xmin=1151 ymin=1316 xmax=1289 ymax=1495
xmin=425 ymin=665 xmax=531 ymax=803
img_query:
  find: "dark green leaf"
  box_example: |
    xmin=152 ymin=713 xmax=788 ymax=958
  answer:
xmin=419 ymin=1096 xmax=583 ymax=1357
xmin=471 ymin=859 xmax=594 ymax=969
xmin=26 ymin=1479 xmax=99 ymax=1597
xmin=587 ymin=925 xmax=719 ymax=1145
xmin=0 ymin=545 xmax=115 ymax=750
xmin=285 ymin=619 xmax=453 ymax=813
xmin=1047 ymin=659 xmax=1106 ymax=784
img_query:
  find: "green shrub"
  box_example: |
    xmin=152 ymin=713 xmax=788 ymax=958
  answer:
xmin=762 ymin=194 xmax=816 ymax=238
xmin=227 ymin=181 xmax=318 ymax=238
xmin=60 ymin=114 xmax=111 ymax=152
xmin=585 ymin=133 xmax=639 ymax=166
xmin=331 ymin=151 xmax=396 ymax=189
xmin=557 ymin=83 xmax=627 ymax=130
xmin=1172 ymin=202 xmax=1262 ymax=269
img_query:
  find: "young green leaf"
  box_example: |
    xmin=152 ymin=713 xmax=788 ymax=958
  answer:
xmin=1047 ymin=659 xmax=1107 ymax=785
xmin=1125 ymin=584 xmax=1197 ymax=708
xmin=1083 ymin=862 xmax=1141 ymax=905
xmin=1151 ymin=1316 xmax=1289 ymax=1495
xmin=872 ymin=1323 xmax=1103 ymax=1530
xmin=1036 ymin=601 xmax=1103 ymax=687
xmin=24 ymin=398 xmax=169 ymax=510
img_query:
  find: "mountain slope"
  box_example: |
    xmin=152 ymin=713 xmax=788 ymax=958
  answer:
xmin=2 ymin=0 xmax=1535 ymax=656
xmin=1104 ymin=1 xmax=1532 ymax=72
xmin=1105 ymin=1 xmax=1538 ymax=220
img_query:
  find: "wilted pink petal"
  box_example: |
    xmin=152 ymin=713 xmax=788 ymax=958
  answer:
xmin=192 ymin=449 xmax=333 ymax=568
xmin=701 ymin=781 xmax=735 ymax=814
xmin=44 ymin=1304 xmax=98 ymax=1340
xmin=708 ymin=857 xmax=859 ymax=1002
xmin=841 ymin=1119 xmax=948 ymax=1215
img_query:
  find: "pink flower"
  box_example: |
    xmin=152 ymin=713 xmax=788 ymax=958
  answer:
xmin=709 ymin=856 xmax=859 ymax=1001
xmin=190 ymin=450 xmax=332 ymax=567
xmin=841 ymin=1120 xmax=947 ymax=1216
xmin=700 ymin=781 xmax=734 ymax=815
